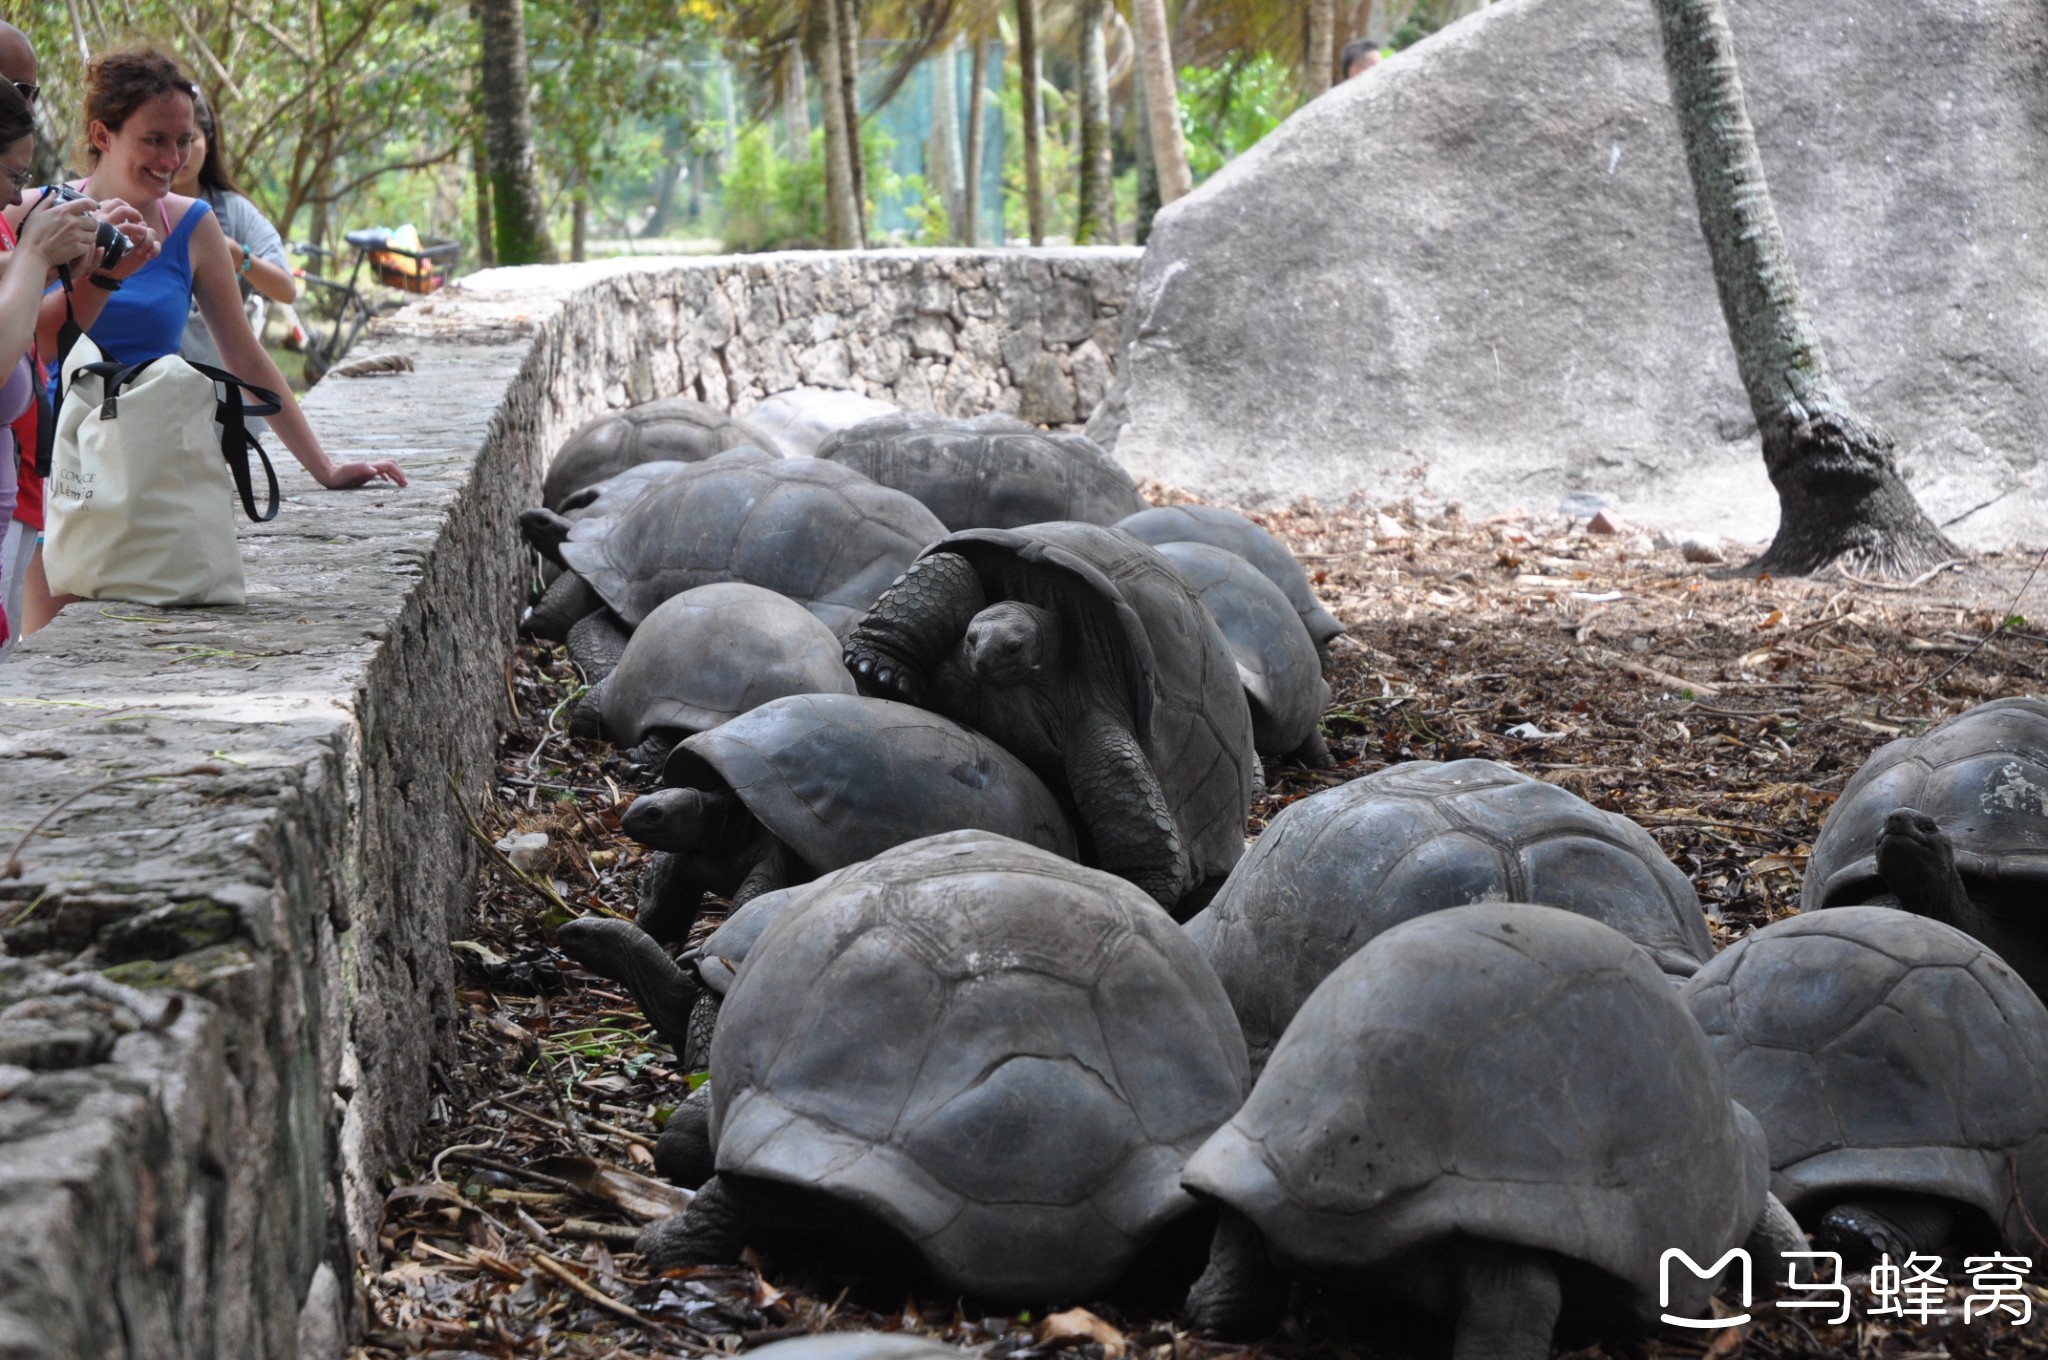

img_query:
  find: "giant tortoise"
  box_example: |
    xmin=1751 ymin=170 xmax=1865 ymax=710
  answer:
xmin=819 ymin=412 xmax=1146 ymax=531
xmin=1683 ymin=906 xmax=2048 ymax=1266
xmin=1805 ymin=696 xmax=2048 ymax=1001
xmin=630 ymin=830 xmax=1251 ymax=1299
xmin=1116 ymin=504 xmax=1344 ymax=662
xmin=526 ymin=452 xmax=947 ymax=674
xmin=567 ymin=583 xmax=856 ymax=761
xmin=1155 ymin=540 xmax=1330 ymax=765
xmin=1185 ymin=758 xmax=1713 ymax=1069
xmin=744 ymin=387 xmax=899 ymax=459
xmin=1183 ymin=904 xmax=1794 ymax=1353
xmin=843 ymin=522 xmax=1258 ymax=913
xmin=613 ymin=692 xmax=1076 ymax=941
xmin=542 ymin=397 xmax=781 ymax=510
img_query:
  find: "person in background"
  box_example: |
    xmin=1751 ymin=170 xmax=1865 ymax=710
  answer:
xmin=0 ymin=22 xmax=156 ymax=658
xmin=19 ymin=45 xmax=405 ymax=636
xmin=174 ymin=90 xmax=298 ymax=369
xmin=1342 ymin=38 xmax=1383 ymax=80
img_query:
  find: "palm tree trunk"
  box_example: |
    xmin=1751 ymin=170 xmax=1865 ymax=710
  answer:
xmin=1306 ymin=0 xmax=1336 ymax=98
xmin=783 ymin=51 xmax=812 ymax=154
xmin=1017 ymin=0 xmax=1047 ymax=244
xmin=471 ymin=129 xmax=496 ymax=267
xmin=1131 ymin=0 xmax=1191 ymax=203
xmin=1132 ymin=74 xmax=1160 ymax=244
xmin=477 ymin=0 xmax=558 ymax=264
xmin=1075 ymin=0 xmax=1114 ymax=243
xmin=929 ymin=37 xmax=967 ymax=235
xmin=962 ymin=29 xmax=988 ymax=246
xmin=810 ymin=6 xmax=861 ymax=248
xmin=1652 ymin=0 xmax=1955 ymax=576
xmin=836 ymin=0 xmax=869 ymax=243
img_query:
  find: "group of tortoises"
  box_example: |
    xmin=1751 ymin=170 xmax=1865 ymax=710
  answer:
xmin=511 ymin=392 xmax=2048 ymax=1359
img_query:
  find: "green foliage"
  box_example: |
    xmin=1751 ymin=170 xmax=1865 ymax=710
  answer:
xmin=1177 ymin=55 xmax=1301 ymax=183
xmin=719 ymin=125 xmax=828 ymax=252
xmin=998 ymin=77 xmax=1076 ymax=242
xmin=717 ymin=121 xmax=916 ymax=252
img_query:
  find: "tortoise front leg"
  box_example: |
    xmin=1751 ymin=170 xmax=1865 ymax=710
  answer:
xmin=635 ymin=851 xmax=706 ymax=945
xmin=653 ymin=1082 xmax=717 ymax=1190
xmin=1453 ymin=1245 xmax=1561 ymax=1360
xmin=566 ymin=611 xmax=631 ymax=685
xmin=523 ymin=570 xmax=603 ymax=640
xmin=637 ymin=1174 xmax=750 ymax=1270
xmin=731 ymin=833 xmax=799 ymax=908
xmin=843 ymin=551 xmax=986 ymax=703
xmin=1815 ymin=1194 xmax=1954 ymax=1268
xmin=1066 ymin=708 xmax=1185 ymax=908
xmin=1184 ymin=1209 xmax=1289 ymax=1337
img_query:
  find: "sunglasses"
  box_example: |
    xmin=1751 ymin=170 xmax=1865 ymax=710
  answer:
xmin=11 ymin=81 xmax=35 ymax=105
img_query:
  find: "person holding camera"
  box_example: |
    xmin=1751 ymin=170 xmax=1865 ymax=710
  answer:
xmin=16 ymin=45 xmax=405 ymax=635
xmin=0 ymin=82 xmax=101 ymax=647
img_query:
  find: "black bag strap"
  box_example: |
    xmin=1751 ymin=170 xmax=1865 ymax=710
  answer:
xmin=60 ymin=353 xmax=284 ymax=524
xmin=32 ymin=271 xmax=80 ymax=479
xmin=187 ymin=361 xmax=282 ymax=523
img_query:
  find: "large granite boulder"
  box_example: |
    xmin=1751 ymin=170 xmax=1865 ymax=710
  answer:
xmin=1093 ymin=0 xmax=2048 ymax=546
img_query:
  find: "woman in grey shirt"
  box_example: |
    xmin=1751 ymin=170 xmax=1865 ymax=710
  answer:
xmin=176 ymin=91 xmax=298 ymax=369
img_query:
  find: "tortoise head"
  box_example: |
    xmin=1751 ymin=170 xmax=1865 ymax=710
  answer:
xmin=519 ymin=506 xmax=574 ymax=566
xmin=622 ymin=786 xmax=741 ymax=852
xmin=962 ymin=601 xmax=1060 ymax=688
xmin=1874 ymin=808 xmax=1971 ymax=922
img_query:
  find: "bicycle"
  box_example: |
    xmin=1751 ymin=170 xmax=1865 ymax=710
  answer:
xmin=290 ymin=228 xmax=461 ymax=382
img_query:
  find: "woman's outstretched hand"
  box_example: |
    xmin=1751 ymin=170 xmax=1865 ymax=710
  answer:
xmin=316 ymin=459 xmax=409 ymax=489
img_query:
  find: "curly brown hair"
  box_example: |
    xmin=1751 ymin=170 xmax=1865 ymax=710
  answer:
xmin=81 ymin=45 xmax=196 ymax=164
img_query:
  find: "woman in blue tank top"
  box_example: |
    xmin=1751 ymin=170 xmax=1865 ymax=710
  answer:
xmin=21 ymin=46 xmax=406 ymax=627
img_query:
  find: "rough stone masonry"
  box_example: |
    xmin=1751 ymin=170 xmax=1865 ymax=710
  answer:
xmin=0 ymin=248 xmax=1137 ymax=1360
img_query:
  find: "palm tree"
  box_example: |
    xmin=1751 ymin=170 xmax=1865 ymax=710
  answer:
xmin=962 ymin=23 xmax=990 ymax=245
xmin=1074 ymin=0 xmax=1113 ymax=242
xmin=1305 ymin=0 xmax=1335 ymax=97
xmin=1016 ymin=0 xmax=1048 ymax=243
xmin=1131 ymin=0 xmax=1190 ymax=203
xmin=477 ymin=0 xmax=558 ymax=263
xmin=1652 ymin=0 xmax=1955 ymax=576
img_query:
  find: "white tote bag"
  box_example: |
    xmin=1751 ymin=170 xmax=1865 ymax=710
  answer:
xmin=44 ymin=332 xmax=280 ymax=607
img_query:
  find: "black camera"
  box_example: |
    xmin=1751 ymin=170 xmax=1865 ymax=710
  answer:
xmin=36 ymin=183 xmax=131 ymax=271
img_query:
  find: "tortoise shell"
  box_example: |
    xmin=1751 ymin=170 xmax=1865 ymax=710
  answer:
xmin=709 ymin=830 xmax=1249 ymax=1298
xmin=543 ymin=397 xmax=782 ymax=510
xmin=1116 ymin=504 xmax=1343 ymax=653
xmin=1186 ymin=758 xmax=1712 ymax=1068
xmin=1681 ymin=906 xmax=2048 ymax=1247
xmin=820 ymin=412 xmax=1145 ymax=531
xmin=1804 ymin=696 xmax=2048 ymax=911
xmin=595 ymin=583 xmax=856 ymax=747
xmin=1156 ymin=540 xmax=1328 ymax=757
xmin=1184 ymin=904 xmax=1768 ymax=1326
xmin=559 ymin=452 xmax=946 ymax=634
xmin=660 ymin=693 xmax=1078 ymax=877
xmin=744 ymin=387 xmax=899 ymax=459
xmin=932 ymin=523 xmax=1259 ymax=891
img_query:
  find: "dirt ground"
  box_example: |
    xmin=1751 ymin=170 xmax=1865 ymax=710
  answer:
xmin=352 ymin=491 xmax=2048 ymax=1360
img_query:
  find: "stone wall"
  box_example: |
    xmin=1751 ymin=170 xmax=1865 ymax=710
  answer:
xmin=0 ymin=248 xmax=1136 ymax=1360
